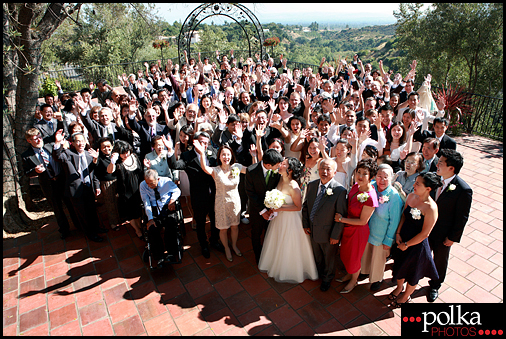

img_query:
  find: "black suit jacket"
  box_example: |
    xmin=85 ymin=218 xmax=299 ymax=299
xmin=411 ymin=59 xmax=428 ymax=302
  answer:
xmin=34 ymin=118 xmax=68 ymax=144
xmin=413 ymin=130 xmax=457 ymax=157
xmin=241 ymin=126 xmax=282 ymax=166
xmin=429 ymin=175 xmax=472 ymax=243
xmin=425 ymin=156 xmax=439 ymax=173
xmin=127 ymin=117 xmax=171 ymax=158
xmin=54 ymin=146 xmax=100 ymax=198
xmin=169 ymin=147 xmax=217 ymax=201
xmin=244 ymin=161 xmax=281 ymax=218
xmin=81 ymin=112 xmax=133 ymax=148
xmin=21 ymin=144 xmax=63 ymax=195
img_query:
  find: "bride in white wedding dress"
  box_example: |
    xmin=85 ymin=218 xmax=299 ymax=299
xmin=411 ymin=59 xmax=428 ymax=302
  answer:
xmin=258 ymin=157 xmax=318 ymax=284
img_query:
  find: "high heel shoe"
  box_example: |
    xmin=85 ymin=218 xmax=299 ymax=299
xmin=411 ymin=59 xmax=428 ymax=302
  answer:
xmin=232 ymin=247 xmax=242 ymax=257
xmin=225 ymin=249 xmax=233 ymax=262
xmin=340 ymin=283 xmax=358 ymax=294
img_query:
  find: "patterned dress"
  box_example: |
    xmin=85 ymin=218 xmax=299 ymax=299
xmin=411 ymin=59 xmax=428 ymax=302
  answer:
xmin=212 ymin=164 xmax=243 ymax=229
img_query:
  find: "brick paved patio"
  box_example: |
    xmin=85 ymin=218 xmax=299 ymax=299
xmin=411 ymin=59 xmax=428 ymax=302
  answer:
xmin=3 ymin=134 xmax=503 ymax=336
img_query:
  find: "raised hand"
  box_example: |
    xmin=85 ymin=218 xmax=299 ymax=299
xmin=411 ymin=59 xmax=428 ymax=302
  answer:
xmin=54 ymin=129 xmax=65 ymax=144
xmin=249 ymin=143 xmax=257 ymax=155
xmin=129 ymin=99 xmax=139 ymax=114
xmin=408 ymin=121 xmax=419 ymax=135
xmin=110 ymin=152 xmax=119 ymax=164
xmin=193 ymin=139 xmax=205 ymax=154
xmin=255 ymin=124 xmax=266 ymax=138
xmin=267 ymin=98 xmax=277 ymax=113
xmin=88 ymin=148 xmax=99 ymax=159
xmin=217 ymin=107 xmax=227 ymax=125
xmin=143 ymin=158 xmax=151 ymax=169
xmin=436 ymin=95 xmax=446 ymax=111
xmin=161 ymin=135 xmax=172 ymax=152
xmin=233 ymin=121 xmax=243 ymax=139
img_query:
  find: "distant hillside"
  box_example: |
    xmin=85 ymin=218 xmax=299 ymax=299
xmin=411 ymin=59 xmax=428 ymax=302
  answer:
xmin=267 ymin=23 xmax=402 ymax=72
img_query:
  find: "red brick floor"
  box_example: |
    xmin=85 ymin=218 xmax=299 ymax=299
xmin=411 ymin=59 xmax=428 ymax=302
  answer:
xmin=3 ymin=135 xmax=503 ymax=336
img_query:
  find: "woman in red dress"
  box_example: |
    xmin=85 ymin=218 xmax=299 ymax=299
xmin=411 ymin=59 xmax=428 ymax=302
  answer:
xmin=335 ymin=159 xmax=379 ymax=293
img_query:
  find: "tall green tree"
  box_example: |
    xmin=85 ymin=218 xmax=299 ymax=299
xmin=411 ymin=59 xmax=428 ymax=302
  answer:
xmin=394 ymin=3 xmax=503 ymax=96
xmin=41 ymin=3 xmax=162 ymax=67
xmin=3 ymin=3 xmax=82 ymax=233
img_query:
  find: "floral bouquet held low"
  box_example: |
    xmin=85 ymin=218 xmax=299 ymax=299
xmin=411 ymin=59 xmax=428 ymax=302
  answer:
xmin=263 ymin=189 xmax=285 ymax=220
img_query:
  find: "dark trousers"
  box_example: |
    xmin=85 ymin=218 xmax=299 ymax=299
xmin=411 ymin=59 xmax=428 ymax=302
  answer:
xmin=147 ymin=212 xmax=179 ymax=260
xmin=40 ymin=174 xmax=79 ymax=235
xmin=238 ymin=173 xmax=248 ymax=214
xmin=428 ymin=237 xmax=451 ymax=290
xmin=191 ymin=195 xmax=219 ymax=248
xmin=310 ymin=238 xmax=339 ymax=283
xmin=70 ymin=185 xmax=101 ymax=238
xmin=249 ymin=212 xmax=269 ymax=264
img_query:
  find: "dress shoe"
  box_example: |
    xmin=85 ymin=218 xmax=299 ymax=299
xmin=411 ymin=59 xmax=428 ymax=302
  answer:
xmin=320 ymin=281 xmax=331 ymax=292
xmin=97 ymin=227 xmax=109 ymax=234
xmin=89 ymin=235 xmax=104 ymax=243
xmin=60 ymin=232 xmax=70 ymax=240
xmin=202 ymin=246 xmax=210 ymax=259
xmin=370 ymin=280 xmax=383 ymax=291
xmin=427 ymin=288 xmax=439 ymax=302
xmin=210 ymin=241 xmax=225 ymax=253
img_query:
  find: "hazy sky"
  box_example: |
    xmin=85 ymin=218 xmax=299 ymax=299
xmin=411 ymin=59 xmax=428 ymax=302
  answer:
xmin=154 ymin=3 xmax=420 ymax=25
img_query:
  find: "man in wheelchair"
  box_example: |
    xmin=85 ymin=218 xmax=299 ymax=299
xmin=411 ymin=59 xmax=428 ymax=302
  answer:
xmin=140 ymin=169 xmax=182 ymax=267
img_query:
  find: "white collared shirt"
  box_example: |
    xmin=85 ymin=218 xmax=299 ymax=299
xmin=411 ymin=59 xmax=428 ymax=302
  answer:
xmin=440 ymin=174 xmax=456 ymax=192
xmin=261 ymin=161 xmax=269 ymax=178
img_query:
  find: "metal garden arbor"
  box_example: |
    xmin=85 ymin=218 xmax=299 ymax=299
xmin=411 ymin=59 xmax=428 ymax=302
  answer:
xmin=177 ymin=3 xmax=265 ymax=64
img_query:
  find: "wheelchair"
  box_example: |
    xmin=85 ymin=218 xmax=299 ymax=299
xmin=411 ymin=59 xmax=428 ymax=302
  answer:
xmin=141 ymin=199 xmax=185 ymax=270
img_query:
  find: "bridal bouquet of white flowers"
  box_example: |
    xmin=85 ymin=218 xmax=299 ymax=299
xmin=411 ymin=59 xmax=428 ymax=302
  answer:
xmin=264 ymin=189 xmax=285 ymax=210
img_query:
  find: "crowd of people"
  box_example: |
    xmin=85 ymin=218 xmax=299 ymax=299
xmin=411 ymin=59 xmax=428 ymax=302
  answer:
xmin=22 ymin=51 xmax=473 ymax=306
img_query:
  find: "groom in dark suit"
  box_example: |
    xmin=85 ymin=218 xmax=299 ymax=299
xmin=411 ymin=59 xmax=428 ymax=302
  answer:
xmin=302 ymin=159 xmax=348 ymax=292
xmin=169 ymin=131 xmax=224 ymax=258
xmin=427 ymin=149 xmax=472 ymax=302
xmin=245 ymin=149 xmax=284 ymax=264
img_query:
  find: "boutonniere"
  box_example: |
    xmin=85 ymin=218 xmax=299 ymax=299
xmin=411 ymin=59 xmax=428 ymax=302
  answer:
xmin=447 ymin=184 xmax=456 ymax=192
xmin=272 ymin=169 xmax=278 ymax=174
xmin=410 ymin=207 xmax=422 ymax=220
xmin=230 ymin=167 xmax=240 ymax=178
xmin=357 ymin=192 xmax=369 ymax=203
xmin=206 ymin=149 xmax=212 ymax=157
xmin=378 ymin=195 xmax=390 ymax=204
xmin=325 ymin=188 xmax=333 ymax=196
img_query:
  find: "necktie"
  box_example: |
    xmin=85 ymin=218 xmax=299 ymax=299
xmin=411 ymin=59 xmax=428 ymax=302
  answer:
xmin=47 ymin=120 xmax=54 ymax=132
xmin=265 ymin=169 xmax=272 ymax=185
xmin=40 ymin=148 xmax=55 ymax=178
xmin=310 ymin=184 xmax=326 ymax=222
xmin=151 ymin=126 xmax=156 ymax=138
xmin=424 ymin=160 xmax=431 ymax=172
xmin=153 ymin=186 xmax=161 ymax=216
xmin=80 ymin=154 xmax=91 ymax=186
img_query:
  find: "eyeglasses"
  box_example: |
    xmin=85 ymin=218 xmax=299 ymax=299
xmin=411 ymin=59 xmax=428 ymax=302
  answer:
xmin=187 ymin=110 xmax=197 ymax=113
xmin=32 ymin=135 xmax=42 ymax=140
